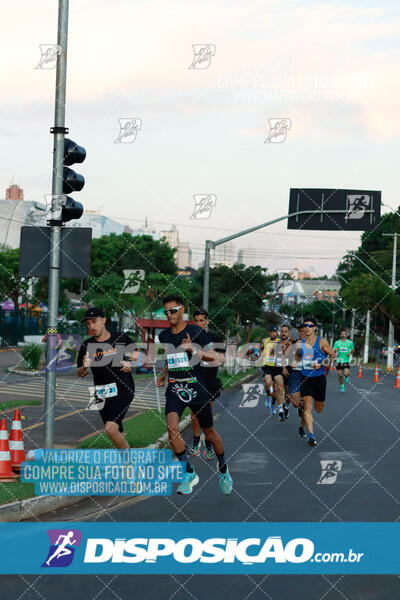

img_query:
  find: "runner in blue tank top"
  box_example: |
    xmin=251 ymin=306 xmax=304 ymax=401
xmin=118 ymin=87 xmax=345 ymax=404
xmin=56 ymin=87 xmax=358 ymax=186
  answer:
xmin=295 ymin=315 xmax=336 ymax=446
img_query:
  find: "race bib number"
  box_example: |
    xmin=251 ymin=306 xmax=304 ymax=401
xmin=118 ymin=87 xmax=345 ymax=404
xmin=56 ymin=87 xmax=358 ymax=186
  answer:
xmin=302 ymin=359 xmax=315 ymax=369
xmin=95 ymin=382 xmax=118 ymax=399
xmin=167 ymin=352 xmax=190 ymax=370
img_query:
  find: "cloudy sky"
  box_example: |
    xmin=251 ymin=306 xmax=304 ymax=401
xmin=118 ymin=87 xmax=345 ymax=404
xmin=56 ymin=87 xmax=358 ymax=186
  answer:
xmin=1 ymin=0 xmax=399 ymax=274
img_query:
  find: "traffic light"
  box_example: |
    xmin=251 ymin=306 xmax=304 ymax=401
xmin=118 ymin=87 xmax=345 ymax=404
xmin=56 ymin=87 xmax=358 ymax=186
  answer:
xmin=61 ymin=138 xmax=86 ymax=222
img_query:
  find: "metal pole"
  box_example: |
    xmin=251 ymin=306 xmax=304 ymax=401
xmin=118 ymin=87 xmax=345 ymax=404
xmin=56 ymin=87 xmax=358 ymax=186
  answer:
xmin=153 ymin=365 xmax=161 ymax=413
xmin=203 ymin=240 xmax=212 ymax=311
xmin=44 ymin=0 xmax=69 ymax=448
xmin=363 ymin=309 xmax=370 ymax=364
xmin=350 ymin=309 xmax=355 ymax=340
xmin=385 ymin=233 xmax=398 ymax=371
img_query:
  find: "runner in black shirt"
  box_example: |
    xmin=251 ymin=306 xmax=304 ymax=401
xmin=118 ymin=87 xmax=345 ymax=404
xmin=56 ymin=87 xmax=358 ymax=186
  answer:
xmin=77 ymin=307 xmax=139 ymax=449
xmin=192 ymin=309 xmax=225 ymax=460
xmin=157 ymin=294 xmax=233 ymax=495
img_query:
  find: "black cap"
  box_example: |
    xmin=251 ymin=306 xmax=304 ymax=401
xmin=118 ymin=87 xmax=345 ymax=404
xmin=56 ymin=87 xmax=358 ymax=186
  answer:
xmin=269 ymin=325 xmax=278 ymax=331
xmin=80 ymin=307 xmax=105 ymax=322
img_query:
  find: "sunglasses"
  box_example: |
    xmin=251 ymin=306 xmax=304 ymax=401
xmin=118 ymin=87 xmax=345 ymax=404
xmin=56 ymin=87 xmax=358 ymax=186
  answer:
xmin=163 ymin=305 xmax=183 ymax=316
xmin=303 ymin=323 xmax=315 ymax=328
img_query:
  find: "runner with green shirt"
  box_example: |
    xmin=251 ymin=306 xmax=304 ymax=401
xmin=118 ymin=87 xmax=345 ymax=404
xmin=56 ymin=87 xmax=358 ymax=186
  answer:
xmin=333 ymin=330 xmax=354 ymax=393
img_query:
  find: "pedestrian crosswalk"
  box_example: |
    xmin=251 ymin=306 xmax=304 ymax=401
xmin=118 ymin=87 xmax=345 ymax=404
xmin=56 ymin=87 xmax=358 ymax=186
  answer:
xmin=0 ymin=377 xmax=164 ymax=412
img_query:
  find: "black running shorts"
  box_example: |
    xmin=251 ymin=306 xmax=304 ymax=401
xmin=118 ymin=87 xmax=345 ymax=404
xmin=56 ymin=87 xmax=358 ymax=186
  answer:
xmin=336 ymin=363 xmax=350 ymax=371
xmin=165 ymin=392 xmax=213 ymax=429
xmin=300 ymin=375 xmax=327 ymax=403
xmin=99 ymin=394 xmax=133 ymax=433
xmin=262 ymin=365 xmax=283 ymax=378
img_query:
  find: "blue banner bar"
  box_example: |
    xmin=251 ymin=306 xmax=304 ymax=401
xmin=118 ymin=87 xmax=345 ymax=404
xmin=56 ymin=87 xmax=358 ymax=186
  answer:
xmin=0 ymin=523 xmax=399 ymax=574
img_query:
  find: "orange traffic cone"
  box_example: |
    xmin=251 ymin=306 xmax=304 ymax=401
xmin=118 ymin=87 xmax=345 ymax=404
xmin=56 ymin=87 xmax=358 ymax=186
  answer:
xmin=395 ymin=367 xmax=400 ymax=389
xmin=9 ymin=410 xmax=25 ymax=472
xmin=0 ymin=419 xmax=16 ymax=482
xmin=357 ymin=364 xmax=363 ymax=378
xmin=373 ymin=364 xmax=380 ymax=383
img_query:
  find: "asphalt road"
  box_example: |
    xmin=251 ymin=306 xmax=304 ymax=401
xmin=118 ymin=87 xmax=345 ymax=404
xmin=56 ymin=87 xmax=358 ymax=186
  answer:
xmin=1 ymin=368 xmax=400 ymax=598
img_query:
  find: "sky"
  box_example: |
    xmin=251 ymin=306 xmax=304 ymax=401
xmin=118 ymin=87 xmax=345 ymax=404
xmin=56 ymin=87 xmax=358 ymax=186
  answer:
xmin=1 ymin=0 xmax=400 ymax=275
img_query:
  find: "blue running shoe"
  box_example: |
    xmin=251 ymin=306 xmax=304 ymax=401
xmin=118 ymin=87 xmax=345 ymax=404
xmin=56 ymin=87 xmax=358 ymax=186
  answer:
xmin=307 ymin=433 xmax=317 ymax=447
xmin=345 ymin=376 xmax=349 ymax=384
xmin=177 ymin=470 xmax=199 ymax=494
xmin=265 ymin=395 xmax=272 ymax=409
xmin=219 ymin=467 xmax=233 ymax=495
xmin=340 ymin=384 xmax=345 ymax=393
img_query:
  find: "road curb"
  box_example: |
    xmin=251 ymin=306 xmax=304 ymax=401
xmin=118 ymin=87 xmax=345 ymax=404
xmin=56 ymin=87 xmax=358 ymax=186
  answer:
xmin=0 ymin=414 xmax=192 ymax=522
xmin=6 ymin=365 xmax=77 ymax=376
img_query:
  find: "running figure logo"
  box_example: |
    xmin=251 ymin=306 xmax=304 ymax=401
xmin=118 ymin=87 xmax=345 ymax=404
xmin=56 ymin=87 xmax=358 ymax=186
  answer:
xmin=346 ymin=195 xmax=370 ymax=220
xmin=42 ymin=529 xmax=82 ymax=567
xmin=317 ymin=460 xmax=343 ymax=484
xmin=114 ymin=118 xmax=142 ymax=143
xmin=190 ymin=195 xmax=217 ymax=219
xmin=264 ymin=118 xmax=291 ymax=143
xmin=36 ymin=44 xmax=62 ymax=69
xmin=188 ymin=44 xmax=216 ymax=69
xmin=239 ymin=383 xmax=263 ymax=408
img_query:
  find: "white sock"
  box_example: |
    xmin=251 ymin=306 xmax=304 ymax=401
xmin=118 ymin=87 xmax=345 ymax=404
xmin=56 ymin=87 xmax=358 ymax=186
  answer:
xmin=269 ymin=386 xmax=274 ymax=394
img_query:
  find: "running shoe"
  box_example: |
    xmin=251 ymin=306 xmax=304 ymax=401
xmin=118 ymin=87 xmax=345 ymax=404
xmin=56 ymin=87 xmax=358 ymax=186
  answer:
xmin=265 ymin=395 xmax=272 ymax=409
xmin=284 ymin=404 xmax=289 ymax=420
xmin=191 ymin=440 xmax=201 ymax=457
xmin=345 ymin=376 xmax=349 ymax=384
xmin=340 ymin=384 xmax=345 ymax=393
xmin=307 ymin=433 xmax=317 ymax=447
xmin=204 ymin=446 xmax=215 ymax=461
xmin=177 ymin=470 xmax=199 ymax=494
xmin=219 ymin=467 xmax=233 ymax=495
xmin=298 ymin=427 xmax=306 ymax=438
xmin=278 ymin=412 xmax=286 ymax=422
xmin=298 ymin=404 xmax=303 ymax=418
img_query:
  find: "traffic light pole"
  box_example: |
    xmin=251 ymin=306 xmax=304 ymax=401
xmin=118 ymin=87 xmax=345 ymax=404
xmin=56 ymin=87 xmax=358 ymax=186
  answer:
xmin=202 ymin=209 xmax=362 ymax=311
xmin=383 ymin=233 xmax=399 ymax=372
xmin=44 ymin=0 xmax=69 ymax=448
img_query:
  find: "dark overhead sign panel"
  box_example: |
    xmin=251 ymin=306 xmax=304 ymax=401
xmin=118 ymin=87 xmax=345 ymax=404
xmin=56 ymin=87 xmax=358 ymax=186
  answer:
xmin=288 ymin=188 xmax=381 ymax=231
xmin=19 ymin=226 xmax=92 ymax=278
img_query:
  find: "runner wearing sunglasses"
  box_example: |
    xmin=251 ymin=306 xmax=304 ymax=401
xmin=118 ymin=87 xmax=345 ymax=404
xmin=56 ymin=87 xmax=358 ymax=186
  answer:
xmin=157 ymin=295 xmax=233 ymax=495
xmin=295 ymin=316 xmax=336 ymax=446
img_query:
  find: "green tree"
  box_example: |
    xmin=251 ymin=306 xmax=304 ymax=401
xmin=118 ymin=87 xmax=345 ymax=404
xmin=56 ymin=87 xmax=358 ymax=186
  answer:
xmin=0 ymin=245 xmax=29 ymax=306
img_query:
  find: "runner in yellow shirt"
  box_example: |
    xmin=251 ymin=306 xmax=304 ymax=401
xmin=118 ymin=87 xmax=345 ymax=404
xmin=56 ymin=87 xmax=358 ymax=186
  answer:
xmin=260 ymin=325 xmax=285 ymax=420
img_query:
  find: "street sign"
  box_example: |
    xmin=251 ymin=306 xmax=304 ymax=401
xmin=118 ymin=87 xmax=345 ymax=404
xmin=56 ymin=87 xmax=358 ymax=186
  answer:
xmin=19 ymin=226 xmax=92 ymax=278
xmin=121 ymin=269 xmax=145 ymax=294
xmin=287 ymin=188 xmax=381 ymax=231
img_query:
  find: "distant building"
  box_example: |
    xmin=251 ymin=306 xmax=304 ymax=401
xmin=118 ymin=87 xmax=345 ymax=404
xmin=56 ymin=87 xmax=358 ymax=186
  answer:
xmin=159 ymin=224 xmax=192 ymax=269
xmin=213 ymin=242 xmax=235 ymax=267
xmin=160 ymin=224 xmax=179 ymax=249
xmin=6 ymin=184 xmax=23 ymax=201
xmin=237 ymin=247 xmax=259 ymax=267
xmin=131 ymin=217 xmax=159 ymax=239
